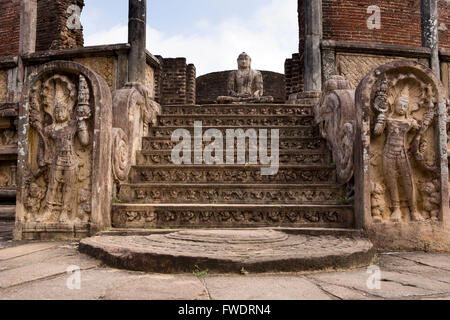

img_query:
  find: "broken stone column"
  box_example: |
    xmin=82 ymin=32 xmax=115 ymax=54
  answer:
xmin=128 ymin=0 xmax=147 ymax=84
xmin=421 ymin=0 xmax=440 ymax=78
xmin=304 ymin=0 xmax=322 ymax=92
xmin=354 ymin=60 xmax=450 ymax=251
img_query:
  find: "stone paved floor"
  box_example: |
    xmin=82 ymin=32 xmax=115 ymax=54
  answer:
xmin=0 ymin=232 xmax=449 ymax=300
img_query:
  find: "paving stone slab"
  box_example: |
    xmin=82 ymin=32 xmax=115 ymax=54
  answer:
xmin=309 ymin=268 xmax=450 ymax=299
xmin=0 ymin=242 xmax=61 ymax=261
xmin=204 ymin=275 xmax=332 ymax=300
xmin=79 ymin=229 xmax=375 ymax=273
xmin=0 ymin=244 xmax=88 ymax=271
xmin=378 ymin=254 xmax=450 ymax=284
xmin=317 ymin=284 xmax=373 ymax=300
xmin=0 ymin=247 xmax=100 ymax=289
xmin=391 ymin=252 xmax=450 ymax=272
xmin=0 ymin=269 xmax=206 ymax=300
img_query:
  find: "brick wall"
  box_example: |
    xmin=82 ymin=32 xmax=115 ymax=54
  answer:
xmin=0 ymin=0 xmax=21 ymax=56
xmin=196 ymin=71 xmax=285 ymax=105
xmin=439 ymin=0 xmax=450 ymax=50
xmin=36 ymin=0 xmax=84 ymax=51
xmin=321 ymin=0 xmax=422 ymax=47
xmin=285 ymin=53 xmax=303 ymax=100
xmin=159 ymin=58 xmax=198 ymax=105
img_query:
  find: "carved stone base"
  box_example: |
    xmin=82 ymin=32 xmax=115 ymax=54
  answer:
xmin=16 ymin=222 xmax=90 ymax=241
xmin=217 ymin=96 xmax=275 ymax=104
xmin=366 ymin=222 xmax=450 ymax=251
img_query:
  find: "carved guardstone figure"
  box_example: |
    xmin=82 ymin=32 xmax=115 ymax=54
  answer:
xmin=373 ymin=92 xmax=424 ymax=222
xmin=39 ymin=77 xmax=91 ymax=223
xmin=217 ymin=52 xmax=274 ymax=104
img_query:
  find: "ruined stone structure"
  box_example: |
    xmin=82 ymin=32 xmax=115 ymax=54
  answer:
xmin=287 ymin=0 xmax=450 ymax=101
xmin=154 ymin=57 xmax=196 ymax=105
xmin=0 ymin=0 xmax=449 ymax=272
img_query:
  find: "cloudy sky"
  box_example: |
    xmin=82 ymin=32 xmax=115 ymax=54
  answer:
xmin=82 ymin=0 xmax=298 ymax=76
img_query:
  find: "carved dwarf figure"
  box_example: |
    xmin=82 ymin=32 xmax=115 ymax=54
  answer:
xmin=420 ymin=181 xmax=440 ymax=221
xmin=217 ymin=52 xmax=274 ymax=104
xmin=373 ymin=91 xmax=424 ymax=222
xmin=25 ymin=183 xmax=46 ymax=219
xmin=371 ymin=183 xmax=386 ymax=223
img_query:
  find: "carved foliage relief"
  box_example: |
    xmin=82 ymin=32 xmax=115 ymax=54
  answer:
xmin=369 ymin=71 xmax=441 ymax=223
xmin=24 ymin=73 xmax=93 ymax=224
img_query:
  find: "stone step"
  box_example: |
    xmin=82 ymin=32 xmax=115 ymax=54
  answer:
xmin=80 ymin=229 xmax=374 ymax=273
xmin=111 ymin=203 xmax=354 ymax=229
xmin=161 ymin=104 xmax=314 ymax=116
xmin=157 ymin=114 xmax=314 ymax=127
xmin=130 ymin=165 xmax=337 ymax=184
xmin=98 ymin=227 xmax=366 ymax=238
xmin=0 ymin=205 xmax=15 ymax=221
xmin=118 ymin=183 xmax=348 ymax=205
xmin=136 ymin=150 xmax=331 ymax=166
xmin=148 ymin=126 xmax=320 ymax=139
xmin=142 ymin=137 xmax=327 ymax=151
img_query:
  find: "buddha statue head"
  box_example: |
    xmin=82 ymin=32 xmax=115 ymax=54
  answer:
xmin=237 ymin=52 xmax=251 ymax=70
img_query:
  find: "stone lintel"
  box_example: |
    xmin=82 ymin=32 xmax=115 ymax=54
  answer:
xmin=21 ymin=44 xmax=131 ymax=64
xmin=321 ymin=40 xmax=432 ymax=59
xmin=0 ymin=56 xmax=19 ymax=69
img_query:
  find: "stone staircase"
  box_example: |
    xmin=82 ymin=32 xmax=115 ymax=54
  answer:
xmin=112 ymin=103 xmax=354 ymax=229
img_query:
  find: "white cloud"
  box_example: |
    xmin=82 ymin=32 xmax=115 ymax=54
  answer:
xmin=85 ymin=0 xmax=298 ymax=76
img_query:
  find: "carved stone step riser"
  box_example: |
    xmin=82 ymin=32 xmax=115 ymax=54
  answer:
xmin=131 ymin=167 xmax=337 ymax=184
xmin=136 ymin=153 xmax=332 ymax=166
xmin=112 ymin=206 xmax=354 ymax=229
xmin=161 ymin=105 xmax=313 ymax=116
xmin=148 ymin=127 xmax=320 ymax=138
xmin=142 ymin=139 xmax=327 ymax=152
xmin=118 ymin=186 xmax=348 ymax=204
xmin=157 ymin=117 xmax=314 ymax=127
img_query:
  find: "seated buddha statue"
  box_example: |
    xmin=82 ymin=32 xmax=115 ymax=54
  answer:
xmin=217 ymin=52 xmax=274 ymax=104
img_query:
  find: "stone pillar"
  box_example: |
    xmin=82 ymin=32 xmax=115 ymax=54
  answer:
xmin=14 ymin=0 xmax=37 ymax=103
xmin=128 ymin=0 xmax=147 ymax=84
xmin=19 ymin=0 xmax=37 ymax=55
xmin=304 ymin=0 xmax=322 ymax=92
xmin=421 ymin=0 xmax=440 ymax=78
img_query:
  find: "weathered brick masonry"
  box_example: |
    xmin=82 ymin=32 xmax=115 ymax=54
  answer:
xmin=439 ymin=0 xmax=450 ymax=50
xmin=321 ymin=0 xmax=422 ymax=47
xmin=286 ymin=0 xmax=449 ymax=98
xmin=36 ymin=0 xmax=84 ymax=51
xmin=0 ymin=0 xmax=84 ymax=57
xmin=0 ymin=0 xmax=21 ymax=56
xmin=285 ymin=53 xmax=303 ymax=99
xmin=157 ymin=57 xmax=196 ymax=105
